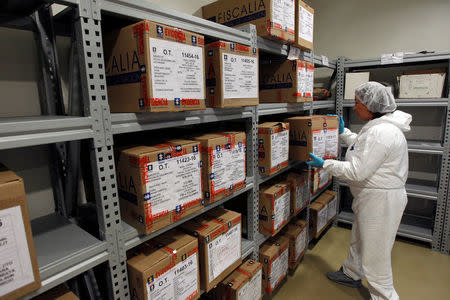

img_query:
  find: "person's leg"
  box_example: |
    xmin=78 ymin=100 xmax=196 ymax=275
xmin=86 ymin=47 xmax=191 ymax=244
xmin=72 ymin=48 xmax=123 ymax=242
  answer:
xmin=357 ymin=189 xmax=407 ymax=300
xmin=342 ymin=218 xmax=364 ymax=280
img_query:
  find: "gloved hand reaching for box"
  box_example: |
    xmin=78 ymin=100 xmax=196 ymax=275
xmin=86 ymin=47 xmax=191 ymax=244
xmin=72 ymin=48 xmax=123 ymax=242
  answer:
xmin=306 ymin=153 xmax=324 ymax=168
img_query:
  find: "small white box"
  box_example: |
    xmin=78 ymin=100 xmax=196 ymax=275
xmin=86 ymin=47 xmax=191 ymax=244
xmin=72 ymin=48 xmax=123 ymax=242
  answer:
xmin=398 ymin=73 xmax=445 ymax=98
xmin=344 ymin=72 xmax=370 ymax=99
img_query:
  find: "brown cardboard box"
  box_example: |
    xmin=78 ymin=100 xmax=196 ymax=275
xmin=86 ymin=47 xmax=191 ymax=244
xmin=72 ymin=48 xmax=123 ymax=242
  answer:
xmin=218 ymin=259 xmax=263 ymax=300
xmin=281 ymin=219 xmax=307 ymax=270
xmin=310 ymin=191 xmax=336 ymax=238
xmin=194 ymin=132 xmax=246 ymax=203
xmin=202 ymin=0 xmax=295 ymax=44
xmin=259 ymin=181 xmax=291 ymax=236
xmin=324 ymin=115 xmax=339 ymax=159
xmin=205 ymin=41 xmax=259 ymax=108
xmin=286 ymin=172 xmax=309 ymax=216
xmin=285 ymin=115 xmax=325 ymax=161
xmin=323 ymin=190 xmax=338 ymax=222
xmin=259 ymin=59 xmax=314 ymax=103
xmin=295 ymin=0 xmax=314 ymax=51
xmin=116 ymin=139 xmax=203 ymax=234
xmin=127 ymin=230 xmax=200 ymax=300
xmin=34 ymin=285 xmax=79 ymax=300
xmin=258 ymin=122 xmax=289 ymax=175
xmin=182 ymin=208 xmax=242 ymax=292
xmin=259 ymin=235 xmax=289 ymax=296
xmin=0 ymin=166 xmax=41 ymax=300
xmin=310 ymin=167 xmax=332 ymax=194
xmin=104 ymin=20 xmax=206 ymax=112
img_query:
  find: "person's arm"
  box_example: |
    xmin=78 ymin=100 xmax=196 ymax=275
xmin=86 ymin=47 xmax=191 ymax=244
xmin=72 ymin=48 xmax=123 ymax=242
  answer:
xmin=323 ymin=127 xmax=389 ymax=182
xmin=340 ymin=128 xmax=358 ymax=147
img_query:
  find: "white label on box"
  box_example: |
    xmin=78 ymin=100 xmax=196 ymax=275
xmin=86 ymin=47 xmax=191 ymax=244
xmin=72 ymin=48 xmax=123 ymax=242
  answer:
xmin=212 ymin=145 xmax=246 ymax=192
xmin=146 ymin=253 xmax=198 ymax=300
xmin=287 ymin=46 xmax=301 ymax=61
xmin=274 ymin=191 xmax=290 ymax=231
xmin=317 ymin=206 xmax=328 ymax=233
xmin=325 ymin=128 xmax=339 ymax=158
xmin=321 ymin=55 xmax=329 ymax=67
xmin=298 ymin=6 xmax=314 ymax=43
xmin=145 ymin=152 xmax=201 ymax=216
xmin=270 ymin=130 xmax=289 ymax=168
xmin=297 ymin=64 xmax=306 ymax=95
xmin=238 ymin=269 xmax=262 ymax=300
xmin=149 ymin=38 xmax=204 ymax=101
xmin=312 ymin=129 xmax=326 ymax=158
xmin=295 ymin=185 xmax=305 ymax=211
xmin=318 ymin=169 xmax=330 ymax=189
xmin=270 ymin=248 xmax=288 ymax=290
xmin=305 ymin=67 xmax=314 ymax=96
xmin=381 ymin=52 xmax=404 ymax=65
xmin=295 ymin=229 xmax=307 ymax=261
xmin=0 ymin=206 xmax=34 ymax=296
xmin=283 ymin=0 xmax=295 ymax=32
xmin=207 ymin=225 xmax=241 ymax=283
xmin=272 ymin=0 xmax=284 ymax=28
xmin=327 ymin=197 xmax=337 ymax=222
xmin=222 ymin=53 xmax=258 ymax=99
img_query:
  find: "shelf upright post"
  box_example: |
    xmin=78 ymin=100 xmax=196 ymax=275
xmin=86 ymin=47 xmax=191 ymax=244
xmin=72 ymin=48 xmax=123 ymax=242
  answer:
xmin=73 ymin=2 xmax=129 ymax=298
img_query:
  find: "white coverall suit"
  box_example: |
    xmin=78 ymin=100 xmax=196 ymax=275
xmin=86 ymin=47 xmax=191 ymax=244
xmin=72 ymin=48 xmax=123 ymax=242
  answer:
xmin=323 ymin=110 xmax=412 ymax=300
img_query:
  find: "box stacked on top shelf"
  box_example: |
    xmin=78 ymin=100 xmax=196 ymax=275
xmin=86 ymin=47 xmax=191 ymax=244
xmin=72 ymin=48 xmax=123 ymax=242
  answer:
xmin=194 ymin=131 xmax=247 ymax=203
xmin=182 ymin=208 xmax=242 ymax=292
xmin=259 ymin=59 xmax=314 ymax=103
xmin=205 ymin=41 xmax=259 ymax=108
xmin=116 ymin=139 xmax=203 ymax=234
xmin=259 ymin=181 xmax=291 ymax=236
xmin=259 ymin=235 xmax=289 ymax=296
xmin=104 ymin=20 xmax=206 ymax=112
xmin=258 ymin=122 xmax=289 ymax=175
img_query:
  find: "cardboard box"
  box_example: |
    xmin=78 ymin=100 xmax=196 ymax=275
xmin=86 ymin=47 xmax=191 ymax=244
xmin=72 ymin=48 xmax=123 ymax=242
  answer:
xmin=310 ymin=191 xmax=336 ymax=238
xmin=344 ymin=72 xmax=370 ymax=100
xmin=259 ymin=59 xmax=314 ymax=103
xmin=34 ymin=285 xmax=79 ymax=300
xmin=310 ymin=167 xmax=332 ymax=195
xmin=285 ymin=115 xmax=324 ymax=161
xmin=259 ymin=235 xmax=289 ymax=296
xmin=202 ymin=0 xmax=295 ymax=43
xmin=116 ymin=139 xmax=203 ymax=234
xmin=259 ymin=181 xmax=291 ymax=236
xmin=194 ymin=131 xmax=246 ymax=203
xmin=218 ymin=259 xmax=263 ymax=300
xmin=127 ymin=230 xmax=200 ymax=300
xmin=104 ymin=20 xmax=206 ymax=112
xmin=258 ymin=122 xmax=289 ymax=175
xmin=182 ymin=208 xmax=242 ymax=292
xmin=323 ymin=115 xmax=339 ymax=159
xmin=295 ymin=0 xmax=314 ymax=51
xmin=205 ymin=41 xmax=259 ymax=108
xmin=323 ymin=190 xmax=338 ymax=222
xmin=0 ymin=166 xmax=41 ymax=300
xmin=398 ymin=73 xmax=445 ymax=98
xmin=286 ymin=172 xmax=309 ymax=215
xmin=281 ymin=219 xmax=308 ymax=270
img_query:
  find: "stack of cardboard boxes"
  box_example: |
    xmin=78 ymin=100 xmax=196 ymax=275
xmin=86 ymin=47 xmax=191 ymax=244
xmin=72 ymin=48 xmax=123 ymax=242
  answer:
xmin=310 ymin=190 xmax=338 ymax=239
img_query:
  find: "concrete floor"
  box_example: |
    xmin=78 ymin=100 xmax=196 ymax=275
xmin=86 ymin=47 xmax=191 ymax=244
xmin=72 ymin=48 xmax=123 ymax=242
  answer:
xmin=272 ymin=226 xmax=450 ymax=300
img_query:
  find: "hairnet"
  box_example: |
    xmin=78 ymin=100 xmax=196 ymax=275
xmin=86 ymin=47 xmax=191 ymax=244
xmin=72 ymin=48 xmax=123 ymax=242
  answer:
xmin=354 ymin=81 xmax=397 ymax=113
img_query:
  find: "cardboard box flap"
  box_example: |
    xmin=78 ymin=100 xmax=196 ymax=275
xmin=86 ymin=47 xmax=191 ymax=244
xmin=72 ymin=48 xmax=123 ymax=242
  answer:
xmin=260 ymin=182 xmax=290 ymax=197
xmin=310 ymin=201 xmax=326 ymax=211
xmin=221 ymin=259 xmax=262 ymax=290
xmin=153 ymin=229 xmax=197 ymax=253
xmin=0 ymin=169 xmax=22 ymax=185
xmin=238 ymin=259 xmax=262 ymax=277
xmin=206 ymin=207 xmax=242 ymax=227
xmin=183 ymin=216 xmax=221 ymax=238
xmin=258 ymin=122 xmax=288 ymax=130
xmin=260 ymin=236 xmax=289 ymax=259
xmin=127 ymin=244 xmax=170 ymax=272
xmin=316 ymin=191 xmax=335 ymax=206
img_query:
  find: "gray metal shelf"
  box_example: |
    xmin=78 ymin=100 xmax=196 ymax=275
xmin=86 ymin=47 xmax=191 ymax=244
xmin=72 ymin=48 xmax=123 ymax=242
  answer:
xmin=111 ymin=107 xmax=254 ymax=135
xmin=257 ymin=100 xmax=335 ymax=116
xmin=0 ymin=116 xmax=94 ymax=150
xmin=313 ymin=100 xmax=336 ymax=110
xmin=342 ymin=141 xmax=444 ymax=155
xmin=337 ymin=211 xmax=432 ymax=243
xmin=343 ymin=98 xmax=449 ymax=107
xmin=21 ymin=214 xmax=109 ymax=299
xmin=122 ymin=182 xmax=254 ymax=250
xmin=258 ymin=161 xmax=303 ymax=185
xmin=344 ymin=51 xmax=450 ymax=68
xmin=257 ymin=36 xmax=289 ymax=56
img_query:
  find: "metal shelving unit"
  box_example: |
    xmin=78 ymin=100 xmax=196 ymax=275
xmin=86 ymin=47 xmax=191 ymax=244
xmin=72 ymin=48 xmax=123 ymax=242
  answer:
xmin=334 ymin=53 xmax=450 ymax=253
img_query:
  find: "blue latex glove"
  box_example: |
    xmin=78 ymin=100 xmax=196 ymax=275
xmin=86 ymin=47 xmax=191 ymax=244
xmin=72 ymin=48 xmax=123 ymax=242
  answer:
xmin=306 ymin=153 xmax=324 ymax=168
xmin=327 ymin=114 xmax=345 ymax=134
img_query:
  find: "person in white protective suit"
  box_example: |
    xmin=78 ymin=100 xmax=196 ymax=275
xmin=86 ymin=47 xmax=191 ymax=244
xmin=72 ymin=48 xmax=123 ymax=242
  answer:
xmin=306 ymin=81 xmax=412 ymax=300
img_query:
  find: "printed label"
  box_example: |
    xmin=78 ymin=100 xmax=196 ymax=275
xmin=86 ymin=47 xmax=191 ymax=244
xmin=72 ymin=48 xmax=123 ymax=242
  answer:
xmin=274 ymin=191 xmax=290 ymax=231
xmin=283 ymin=0 xmax=295 ymax=32
xmin=327 ymin=197 xmax=337 ymax=222
xmin=149 ymin=38 xmax=204 ymax=100
xmin=237 ymin=269 xmax=262 ymax=300
xmin=0 ymin=206 xmax=34 ymax=296
xmin=317 ymin=206 xmax=328 ymax=233
xmin=318 ymin=169 xmax=330 ymax=189
xmin=146 ymin=253 xmax=198 ymax=300
xmin=295 ymin=229 xmax=307 ymax=261
xmin=305 ymin=67 xmax=314 ymax=96
xmin=295 ymin=184 xmax=305 ymax=210
xmin=270 ymin=130 xmax=289 ymax=168
xmin=207 ymin=225 xmax=241 ymax=282
xmin=298 ymin=6 xmax=314 ymax=43
xmin=222 ymin=53 xmax=258 ymax=99
xmin=312 ymin=130 xmax=326 ymax=158
xmin=297 ymin=65 xmax=306 ymax=95
xmin=270 ymin=248 xmax=288 ymax=290
xmin=145 ymin=152 xmax=201 ymax=216
xmin=212 ymin=145 xmax=246 ymax=192
xmin=272 ymin=0 xmax=284 ymax=28
xmin=325 ymin=128 xmax=339 ymax=158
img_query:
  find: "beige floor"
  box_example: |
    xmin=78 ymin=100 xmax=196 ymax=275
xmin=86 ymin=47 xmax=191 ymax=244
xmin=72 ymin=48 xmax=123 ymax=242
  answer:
xmin=272 ymin=226 xmax=450 ymax=300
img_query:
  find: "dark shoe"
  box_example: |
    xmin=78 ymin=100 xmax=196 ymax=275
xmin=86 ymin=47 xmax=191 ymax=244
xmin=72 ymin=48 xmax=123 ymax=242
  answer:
xmin=327 ymin=267 xmax=362 ymax=288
